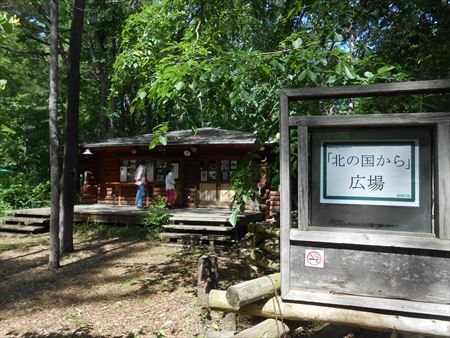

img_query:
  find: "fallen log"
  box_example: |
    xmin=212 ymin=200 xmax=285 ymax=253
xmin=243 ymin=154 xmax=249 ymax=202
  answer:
xmin=233 ymin=318 xmax=289 ymax=338
xmin=225 ymin=273 xmax=280 ymax=308
xmin=209 ymin=291 xmax=450 ymax=338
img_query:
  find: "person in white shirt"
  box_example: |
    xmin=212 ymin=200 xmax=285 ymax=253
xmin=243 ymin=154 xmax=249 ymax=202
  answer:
xmin=165 ymin=165 xmax=176 ymax=209
xmin=134 ymin=160 xmax=146 ymax=209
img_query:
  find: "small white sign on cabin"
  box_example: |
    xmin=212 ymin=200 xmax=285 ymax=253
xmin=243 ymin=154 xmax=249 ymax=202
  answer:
xmin=320 ymin=140 xmax=419 ymax=207
xmin=120 ymin=166 xmax=128 ymax=182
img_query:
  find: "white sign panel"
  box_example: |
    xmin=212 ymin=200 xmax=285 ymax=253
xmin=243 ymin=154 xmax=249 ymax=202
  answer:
xmin=320 ymin=141 xmax=419 ymax=207
xmin=305 ymin=249 xmax=324 ymax=268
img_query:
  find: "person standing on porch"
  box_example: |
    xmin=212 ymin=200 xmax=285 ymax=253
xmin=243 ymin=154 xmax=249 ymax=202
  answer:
xmin=134 ymin=160 xmax=146 ymax=209
xmin=165 ymin=165 xmax=176 ymax=209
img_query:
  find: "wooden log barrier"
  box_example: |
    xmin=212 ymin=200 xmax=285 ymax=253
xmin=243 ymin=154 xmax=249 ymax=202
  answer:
xmin=233 ymin=319 xmax=289 ymax=338
xmin=225 ymin=273 xmax=280 ymax=308
xmin=209 ymin=290 xmax=450 ymax=338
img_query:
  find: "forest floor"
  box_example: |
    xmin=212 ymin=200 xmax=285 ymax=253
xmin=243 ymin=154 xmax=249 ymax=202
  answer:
xmin=0 ymin=227 xmax=405 ymax=338
xmin=0 ymin=227 xmax=258 ymax=338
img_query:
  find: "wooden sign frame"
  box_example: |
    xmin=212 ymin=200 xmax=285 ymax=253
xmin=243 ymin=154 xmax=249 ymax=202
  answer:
xmin=279 ymin=80 xmax=450 ymax=318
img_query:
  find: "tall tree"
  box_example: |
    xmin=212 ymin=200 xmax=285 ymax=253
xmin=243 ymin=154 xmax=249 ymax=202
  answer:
xmin=48 ymin=0 xmax=60 ymax=269
xmin=60 ymin=0 xmax=85 ymax=254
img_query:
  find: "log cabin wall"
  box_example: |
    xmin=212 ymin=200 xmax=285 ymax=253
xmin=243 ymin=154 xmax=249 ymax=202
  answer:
xmin=79 ymin=144 xmax=267 ymax=209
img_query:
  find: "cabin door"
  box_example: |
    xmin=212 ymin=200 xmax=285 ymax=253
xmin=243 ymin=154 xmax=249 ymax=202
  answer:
xmin=198 ymin=159 xmax=236 ymax=207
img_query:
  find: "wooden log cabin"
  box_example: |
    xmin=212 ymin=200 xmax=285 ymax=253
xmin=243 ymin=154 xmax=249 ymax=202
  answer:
xmin=79 ymin=128 xmax=275 ymax=210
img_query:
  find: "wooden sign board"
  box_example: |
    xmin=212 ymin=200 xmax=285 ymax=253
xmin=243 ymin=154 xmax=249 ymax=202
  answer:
xmin=279 ymin=80 xmax=450 ymax=320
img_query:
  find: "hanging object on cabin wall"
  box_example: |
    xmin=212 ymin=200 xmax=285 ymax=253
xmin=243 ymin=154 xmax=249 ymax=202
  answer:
xmin=183 ymin=150 xmax=191 ymax=157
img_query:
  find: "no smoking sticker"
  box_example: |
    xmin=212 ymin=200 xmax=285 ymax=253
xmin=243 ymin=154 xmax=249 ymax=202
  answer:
xmin=305 ymin=249 xmax=324 ymax=268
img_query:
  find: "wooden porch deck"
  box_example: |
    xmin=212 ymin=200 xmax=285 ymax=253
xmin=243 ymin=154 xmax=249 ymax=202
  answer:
xmin=12 ymin=204 xmax=262 ymax=226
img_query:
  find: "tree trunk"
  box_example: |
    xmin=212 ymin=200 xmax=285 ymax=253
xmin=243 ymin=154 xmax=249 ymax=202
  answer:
xmin=60 ymin=0 xmax=85 ymax=254
xmin=48 ymin=0 xmax=60 ymax=269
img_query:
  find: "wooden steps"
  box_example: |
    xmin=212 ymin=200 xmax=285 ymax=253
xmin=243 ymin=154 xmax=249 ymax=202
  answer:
xmin=159 ymin=232 xmax=233 ymax=246
xmin=0 ymin=223 xmax=48 ymax=234
xmin=0 ymin=216 xmax=49 ymax=224
xmin=160 ymin=218 xmax=240 ymax=247
xmin=162 ymin=224 xmax=233 ymax=232
xmin=0 ymin=213 xmax=49 ymax=235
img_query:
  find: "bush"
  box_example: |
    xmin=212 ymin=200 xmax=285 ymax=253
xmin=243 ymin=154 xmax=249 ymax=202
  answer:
xmin=0 ymin=172 xmax=50 ymax=215
xmin=143 ymin=197 xmax=171 ymax=236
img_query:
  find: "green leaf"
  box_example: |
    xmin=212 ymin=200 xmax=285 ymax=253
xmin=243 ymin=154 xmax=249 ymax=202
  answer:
xmin=148 ymin=137 xmax=161 ymax=150
xmin=335 ymin=61 xmax=343 ymax=74
xmin=292 ymin=37 xmax=302 ymax=48
xmin=364 ymin=71 xmax=374 ymax=78
xmin=137 ymin=88 xmax=146 ymax=100
xmin=1 ymin=22 xmax=13 ymax=34
xmin=307 ymin=69 xmax=318 ymax=82
xmin=298 ymin=69 xmax=308 ymax=81
xmin=175 ymin=81 xmax=185 ymax=91
xmin=229 ymin=209 xmax=238 ymax=226
xmin=344 ymin=65 xmax=355 ymax=79
xmin=1 ymin=124 xmax=15 ymax=134
xmin=377 ymin=65 xmax=395 ymax=74
xmin=270 ymin=59 xmax=285 ymax=72
xmin=159 ymin=135 xmax=167 ymax=146
xmin=261 ymin=65 xmax=271 ymax=76
xmin=0 ymin=79 xmax=6 ymax=90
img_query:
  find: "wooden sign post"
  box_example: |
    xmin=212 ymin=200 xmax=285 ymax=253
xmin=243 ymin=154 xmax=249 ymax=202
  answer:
xmin=279 ymin=80 xmax=450 ymax=325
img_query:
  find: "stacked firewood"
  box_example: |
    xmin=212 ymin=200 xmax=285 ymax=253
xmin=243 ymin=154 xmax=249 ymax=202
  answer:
xmin=241 ymin=222 xmax=280 ymax=276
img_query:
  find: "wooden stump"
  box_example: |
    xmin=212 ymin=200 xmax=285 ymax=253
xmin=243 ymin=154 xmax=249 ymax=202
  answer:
xmin=197 ymin=254 xmax=219 ymax=304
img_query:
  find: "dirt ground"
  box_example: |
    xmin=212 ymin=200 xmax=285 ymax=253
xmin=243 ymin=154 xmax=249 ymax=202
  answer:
xmin=0 ymin=229 xmax=257 ymax=338
xmin=0 ymin=229 xmax=416 ymax=338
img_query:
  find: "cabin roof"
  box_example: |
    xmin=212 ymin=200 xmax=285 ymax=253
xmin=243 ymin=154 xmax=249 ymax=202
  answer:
xmin=82 ymin=128 xmax=257 ymax=148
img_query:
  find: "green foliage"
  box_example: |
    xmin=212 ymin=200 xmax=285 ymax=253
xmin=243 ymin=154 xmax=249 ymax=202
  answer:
xmin=0 ymin=172 xmax=50 ymax=215
xmin=148 ymin=122 xmax=169 ymax=150
xmin=228 ymin=155 xmax=265 ymax=226
xmin=143 ymin=197 xmax=171 ymax=236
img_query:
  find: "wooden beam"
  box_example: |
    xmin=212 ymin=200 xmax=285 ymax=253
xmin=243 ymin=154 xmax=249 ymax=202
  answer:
xmin=279 ymin=92 xmax=291 ymax=298
xmin=297 ymin=125 xmax=309 ymax=230
xmin=280 ymin=79 xmax=450 ymax=100
xmin=209 ymin=291 xmax=450 ymax=338
xmin=225 ymin=273 xmax=280 ymax=308
xmin=290 ymin=112 xmax=450 ymax=127
xmin=289 ymin=229 xmax=450 ymax=251
xmin=436 ymin=122 xmax=450 ymax=239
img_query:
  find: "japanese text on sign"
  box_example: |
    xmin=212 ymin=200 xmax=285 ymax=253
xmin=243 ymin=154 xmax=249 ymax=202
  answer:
xmin=320 ymin=141 xmax=419 ymax=207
